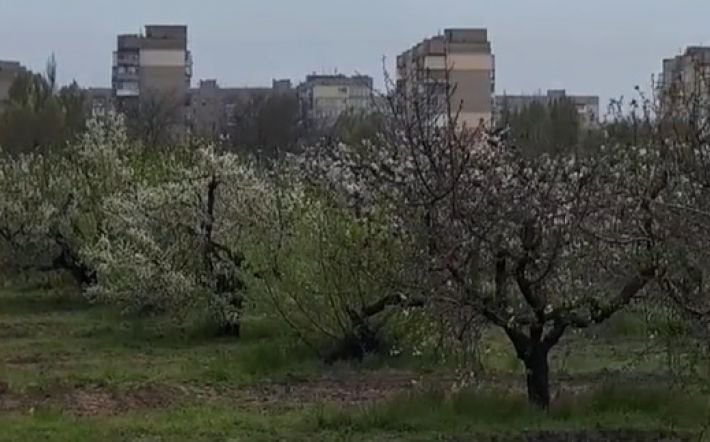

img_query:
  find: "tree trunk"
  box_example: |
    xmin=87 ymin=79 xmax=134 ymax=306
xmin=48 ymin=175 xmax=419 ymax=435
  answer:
xmin=523 ymin=346 xmax=550 ymax=410
xmin=218 ymin=322 xmax=240 ymax=338
xmin=53 ymin=247 xmax=97 ymax=288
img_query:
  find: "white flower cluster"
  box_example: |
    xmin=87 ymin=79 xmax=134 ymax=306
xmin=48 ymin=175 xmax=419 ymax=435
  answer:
xmin=291 ymin=126 xmax=706 ymax=335
xmin=0 ymin=111 xmax=134 ymax=272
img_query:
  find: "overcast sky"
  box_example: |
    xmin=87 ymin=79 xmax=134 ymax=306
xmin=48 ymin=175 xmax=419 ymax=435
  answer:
xmin=1 ymin=0 xmax=709 ymax=110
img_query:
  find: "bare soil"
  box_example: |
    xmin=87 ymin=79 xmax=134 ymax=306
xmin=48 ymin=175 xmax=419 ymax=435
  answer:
xmin=0 ymin=371 xmax=428 ymax=416
xmin=0 ymin=370 xmax=686 ymax=417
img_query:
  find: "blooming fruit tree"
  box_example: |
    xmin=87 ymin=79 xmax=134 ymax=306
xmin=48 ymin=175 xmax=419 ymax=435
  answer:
xmin=303 ymin=114 xmax=669 ymax=408
xmin=0 ymin=112 xmax=133 ymax=286
xmin=84 ymin=146 xmax=275 ymax=336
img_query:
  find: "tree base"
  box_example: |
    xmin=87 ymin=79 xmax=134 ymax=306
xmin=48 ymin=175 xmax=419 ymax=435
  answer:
xmin=324 ymin=330 xmax=383 ymax=364
xmin=524 ymin=351 xmax=551 ymax=410
xmin=216 ymin=322 xmax=241 ymax=338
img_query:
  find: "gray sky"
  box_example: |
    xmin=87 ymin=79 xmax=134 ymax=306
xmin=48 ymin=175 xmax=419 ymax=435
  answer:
xmin=1 ymin=0 xmax=709 ymax=111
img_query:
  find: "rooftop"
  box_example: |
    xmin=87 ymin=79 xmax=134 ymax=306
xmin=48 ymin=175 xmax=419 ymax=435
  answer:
xmin=495 ymin=90 xmax=599 ymax=105
xmin=0 ymin=60 xmax=25 ymax=72
xmin=301 ymin=74 xmax=373 ymax=87
xmin=685 ymin=46 xmax=710 ymax=57
xmin=444 ymin=28 xmax=489 ymax=43
xmin=399 ymin=28 xmax=492 ymax=60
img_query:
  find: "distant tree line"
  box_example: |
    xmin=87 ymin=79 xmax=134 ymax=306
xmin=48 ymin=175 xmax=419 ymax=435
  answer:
xmin=0 ymin=55 xmax=87 ymax=155
xmin=497 ymin=96 xmax=605 ymax=156
xmin=0 ymin=61 xmax=383 ymax=159
xmin=2 ymin=56 xmax=618 ymax=159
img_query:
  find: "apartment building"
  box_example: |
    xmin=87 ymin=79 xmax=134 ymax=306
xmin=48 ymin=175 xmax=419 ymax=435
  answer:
xmin=188 ymin=79 xmax=295 ymax=139
xmin=660 ymin=46 xmax=710 ymax=114
xmin=296 ymin=74 xmax=374 ymax=126
xmin=0 ymin=60 xmax=27 ymax=112
xmin=84 ymin=87 xmax=113 ymax=116
xmin=112 ymin=25 xmax=192 ymax=114
xmin=494 ymin=90 xmax=600 ymax=128
xmin=397 ymin=28 xmax=495 ymax=129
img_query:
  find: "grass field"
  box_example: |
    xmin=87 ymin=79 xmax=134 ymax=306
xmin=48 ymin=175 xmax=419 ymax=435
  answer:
xmin=1 ymin=287 xmax=709 ymax=441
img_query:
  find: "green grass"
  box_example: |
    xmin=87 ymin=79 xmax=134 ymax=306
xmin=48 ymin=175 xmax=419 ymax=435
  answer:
xmin=0 ymin=387 xmax=706 ymax=441
xmin=2 ymin=287 xmax=710 ymax=440
xmin=0 ymin=288 xmax=320 ymax=391
xmin=312 ymin=385 xmax=710 ymax=437
xmin=1 ymin=288 xmax=702 ymax=392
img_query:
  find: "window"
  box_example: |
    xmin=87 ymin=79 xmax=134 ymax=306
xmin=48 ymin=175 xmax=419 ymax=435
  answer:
xmin=116 ymin=81 xmax=139 ymax=96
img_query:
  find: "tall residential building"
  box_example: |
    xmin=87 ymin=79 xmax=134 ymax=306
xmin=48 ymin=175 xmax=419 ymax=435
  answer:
xmin=296 ymin=74 xmax=374 ymax=126
xmin=0 ymin=60 xmax=27 ymax=112
xmin=494 ymin=90 xmax=600 ymax=128
xmin=112 ymin=25 xmax=192 ymax=114
xmin=397 ymin=28 xmax=495 ymax=129
xmin=660 ymin=46 xmax=710 ymax=113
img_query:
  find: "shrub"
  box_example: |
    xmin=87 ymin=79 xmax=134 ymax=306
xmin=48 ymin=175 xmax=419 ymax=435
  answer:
xmin=252 ymin=189 xmax=424 ymax=362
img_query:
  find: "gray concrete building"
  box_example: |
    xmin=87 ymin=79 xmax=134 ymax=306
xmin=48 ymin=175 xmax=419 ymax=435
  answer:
xmin=0 ymin=60 xmax=27 ymax=112
xmin=660 ymin=46 xmax=710 ymax=114
xmin=188 ymin=79 xmax=294 ymax=139
xmin=85 ymin=87 xmax=113 ymax=116
xmin=296 ymin=74 xmax=374 ymax=126
xmin=397 ymin=28 xmax=495 ymax=129
xmin=112 ymin=25 xmax=192 ymax=116
xmin=494 ymin=90 xmax=600 ymax=127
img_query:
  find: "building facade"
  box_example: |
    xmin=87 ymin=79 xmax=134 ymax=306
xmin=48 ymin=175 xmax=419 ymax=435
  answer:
xmin=494 ymin=89 xmax=600 ymax=128
xmin=84 ymin=87 xmax=113 ymax=116
xmin=397 ymin=28 xmax=495 ymax=129
xmin=0 ymin=60 xmax=27 ymax=112
xmin=660 ymin=47 xmax=710 ymax=115
xmin=188 ymin=79 xmax=295 ymax=139
xmin=112 ymin=25 xmax=192 ymax=115
xmin=296 ymin=74 xmax=374 ymax=126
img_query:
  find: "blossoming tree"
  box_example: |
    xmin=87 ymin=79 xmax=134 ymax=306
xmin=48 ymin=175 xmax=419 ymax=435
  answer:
xmin=0 ymin=112 xmax=133 ymax=286
xmin=300 ymin=86 xmax=669 ymax=407
xmin=84 ymin=146 xmax=275 ymax=336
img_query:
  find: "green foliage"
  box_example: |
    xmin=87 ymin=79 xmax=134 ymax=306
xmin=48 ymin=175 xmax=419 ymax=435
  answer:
xmin=226 ymin=92 xmax=302 ymax=159
xmin=3 ymin=80 xmax=710 ymax=427
xmin=330 ymin=110 xmax=384 ymax=145
xmin=251 ymin=191 xmax=419 ymax=360
xmin=123 ymin=92 xmax=184 ymax=148
xmin=501 ymin=96 xmax=585 ymax=155
xmin=0 ymin=56 xmax=87 ymax=155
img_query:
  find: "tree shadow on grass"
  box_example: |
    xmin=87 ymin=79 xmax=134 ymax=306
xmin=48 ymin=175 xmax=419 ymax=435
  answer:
xmin=0 ymin=289 xmax=92 ymax=316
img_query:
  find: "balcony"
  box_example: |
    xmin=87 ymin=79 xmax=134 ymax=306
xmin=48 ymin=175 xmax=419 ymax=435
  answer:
xmin=114 ymin=81 xmax=139 ymax=97
xmin=185 ymin=52 xmax=193 ymax=80
xmin=112 ymin=65 xmax=139 ymax=82
xmin=113 ymin=51 xmax=139 ymax=67
xmin=115 ymin=89 xmax=139 ymax=98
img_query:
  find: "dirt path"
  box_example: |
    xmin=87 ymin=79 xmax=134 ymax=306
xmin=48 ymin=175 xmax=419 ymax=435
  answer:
xmin=0 ymin=370 xmax=685 ymax=417
xmin=0 ymin=370 xmax=434 ymax=416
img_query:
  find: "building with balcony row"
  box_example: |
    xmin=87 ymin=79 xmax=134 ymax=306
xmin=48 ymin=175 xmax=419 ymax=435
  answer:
xmin=397 ymin=28 xmax=495 ymax=129
xmin=296 ymin=74 xmax=374 ymax=127
xmin=660 ymin=46 xmax=710 ymax=116
xmin=112 ymin=25 xmax=192 ymax=115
